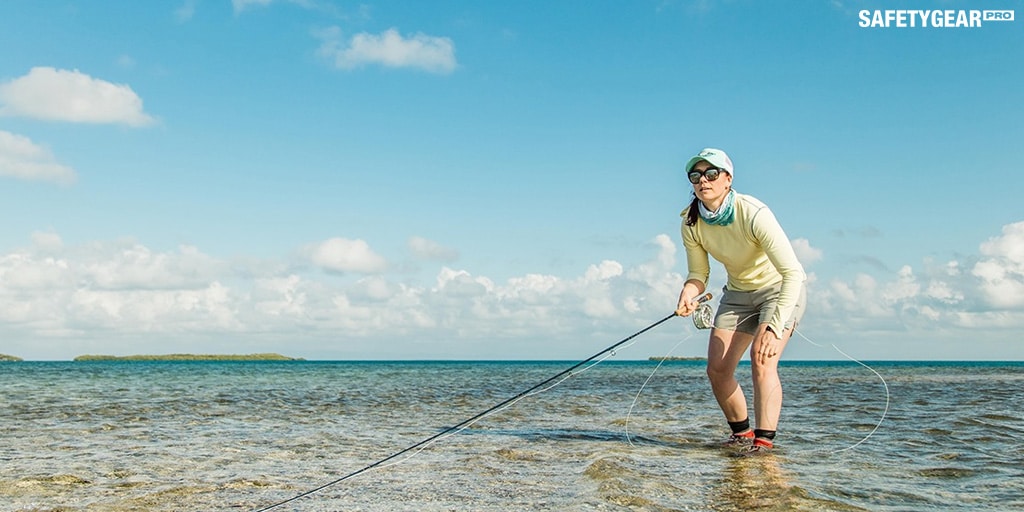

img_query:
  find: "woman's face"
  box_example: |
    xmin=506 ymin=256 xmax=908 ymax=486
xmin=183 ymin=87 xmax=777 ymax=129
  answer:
xmin=690 ymin=160 xmax=733 ymax=207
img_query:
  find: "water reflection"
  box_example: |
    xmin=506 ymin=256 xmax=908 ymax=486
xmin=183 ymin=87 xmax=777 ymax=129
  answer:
xmin=710 ymin=453 xmax=793 ymax=511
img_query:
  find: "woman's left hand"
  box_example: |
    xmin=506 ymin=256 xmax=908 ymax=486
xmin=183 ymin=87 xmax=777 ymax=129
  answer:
xmin=756 ymin=326 xmax=782 ymax=365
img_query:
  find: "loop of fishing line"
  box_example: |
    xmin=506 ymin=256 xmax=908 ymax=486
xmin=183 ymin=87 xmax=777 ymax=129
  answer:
xmin=625 ymin=304 xmax=888 ymax=456
xmin=624 ymin=329 xmax=700 ymax=446
xmin=793 ymin=329 xmax=890 ymax=454
xmin=252 ymin=312 xmax=679 ymax=512
xmin=624 ymin=292 xmax=714 ymax=444
xmin=625 ymin=310 xmax=760 ymax=446
xmin=253 ymin=297 xmax=889 ymax=512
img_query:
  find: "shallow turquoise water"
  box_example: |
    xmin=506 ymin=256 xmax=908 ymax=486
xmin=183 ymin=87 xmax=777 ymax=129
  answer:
xmin=1 ymin=360 xmax=1021 ymax=511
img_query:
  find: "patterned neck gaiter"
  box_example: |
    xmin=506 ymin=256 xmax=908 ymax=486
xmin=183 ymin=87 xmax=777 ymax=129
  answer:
xmin=698 ymin=189 xmax=736 ymax=226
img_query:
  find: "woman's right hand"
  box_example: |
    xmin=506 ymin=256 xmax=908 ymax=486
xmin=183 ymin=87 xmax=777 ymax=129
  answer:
xmin=676 ymin=294 xmax=697 ymax=317
xmin=675 ymin=280 xmax=706 ymax=317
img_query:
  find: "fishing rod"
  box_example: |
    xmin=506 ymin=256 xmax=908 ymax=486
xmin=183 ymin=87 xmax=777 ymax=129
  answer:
xmin=252 ymin=294 xmax=711 ymax=512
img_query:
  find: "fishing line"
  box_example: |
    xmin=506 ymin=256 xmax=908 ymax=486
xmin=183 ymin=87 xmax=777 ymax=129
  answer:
xmin=794 ymin=329 xmax=890 ymax=453
xmin=624 ymin=305 xmax=888 ymax=454
xmin=624 ymin=309 xmax=759 ymax=446
xmin=371 ymin=323 xmax=652 ymax=473
xmin=624 ymin=329 xmax=698 ymax=446
xmin=252 ymin=311 xmax=679 ymax=512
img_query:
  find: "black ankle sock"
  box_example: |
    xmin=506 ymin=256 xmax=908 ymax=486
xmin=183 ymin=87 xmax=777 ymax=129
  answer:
xmin=728 ymin=418 xmax=751 ymax=434
xmin=754 ymin=429 xmax=776 ymax=440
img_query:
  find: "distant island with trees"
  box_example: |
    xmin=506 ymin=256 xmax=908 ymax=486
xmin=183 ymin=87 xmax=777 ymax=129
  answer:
xmin=648 ymin=356 xmax=706 ymax=362
xmin=1 ymin=354 xmax=23 ymax=362
xmin=73 ymin=353 xmax=303 ymax=362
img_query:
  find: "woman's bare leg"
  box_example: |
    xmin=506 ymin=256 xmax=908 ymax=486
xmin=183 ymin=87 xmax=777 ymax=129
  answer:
xmin=706 ymin=328 xmax=755 ymax=423
xmin=750 ymin=325 xmax=794 ymax=431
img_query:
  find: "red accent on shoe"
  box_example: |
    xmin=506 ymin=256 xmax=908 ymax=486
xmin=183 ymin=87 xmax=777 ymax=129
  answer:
xmin=723 ymin=430 xmax=755 ymax=445
xmin=752 ymin=437 xmax=774 ymax=449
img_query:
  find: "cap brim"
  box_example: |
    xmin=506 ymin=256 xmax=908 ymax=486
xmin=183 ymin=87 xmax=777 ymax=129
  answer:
xmin=684 ymin=156 xmax=706 ymax=173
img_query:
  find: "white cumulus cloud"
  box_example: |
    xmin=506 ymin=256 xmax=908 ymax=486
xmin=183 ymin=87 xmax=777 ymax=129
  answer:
xmin=812 ymin=220 xmax=1024 ymax=341
xmin=309 ymin=237 xmax=388 ymax=274
xmin=973 ymin=221 xmax=1024 ymax=308
xmin=0 ymin=239 xmax=235 ymax=337
xmin=7 ymin=224 xmax=1023 ymax=360
xmin=318 ymin=27 xmax=457 ymax=74
xmin=0 ymin=131 xmax=76 ymax=184
xmin=253 ymin=275 xmax=307 ymax=317
xmin=791 ymin=237 xmax=823 ymax=266
xmin=435 ymin=267 xmax=493 ymax=298
xmin=0 ymin=67 xmax=155 ymax=126
xmin=82 ymin=243 xmax=223 ymax=290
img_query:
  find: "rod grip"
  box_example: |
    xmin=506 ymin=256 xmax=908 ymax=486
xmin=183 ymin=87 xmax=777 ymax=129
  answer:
xmin=696 ymin=293 xmax=713 ymax=304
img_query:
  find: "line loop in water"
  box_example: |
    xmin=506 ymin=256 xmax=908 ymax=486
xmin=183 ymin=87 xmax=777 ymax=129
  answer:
xmin=252 ymin=312 xmax=679 ymax=512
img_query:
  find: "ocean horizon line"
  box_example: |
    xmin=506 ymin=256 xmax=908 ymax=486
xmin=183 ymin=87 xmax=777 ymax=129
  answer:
xmin=4 ymin=358 xmax=1023 ymax=365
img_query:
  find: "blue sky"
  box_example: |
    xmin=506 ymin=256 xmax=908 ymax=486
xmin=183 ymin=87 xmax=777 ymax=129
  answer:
xmin=0 ymin=0 xmax=1021 ymax=361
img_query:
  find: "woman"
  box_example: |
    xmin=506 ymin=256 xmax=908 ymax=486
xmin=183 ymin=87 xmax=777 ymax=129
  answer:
xmin=674 ymin=148 xmax=806 ymax=454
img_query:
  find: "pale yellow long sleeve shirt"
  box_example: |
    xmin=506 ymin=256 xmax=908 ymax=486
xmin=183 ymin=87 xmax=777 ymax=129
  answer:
xmin=680 ymin=192 xmax=806 ymax=334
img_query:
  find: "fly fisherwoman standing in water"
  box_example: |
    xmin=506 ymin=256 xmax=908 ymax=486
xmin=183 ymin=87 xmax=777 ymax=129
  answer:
xmin=674 ymin=148 xmax=807 ymax=454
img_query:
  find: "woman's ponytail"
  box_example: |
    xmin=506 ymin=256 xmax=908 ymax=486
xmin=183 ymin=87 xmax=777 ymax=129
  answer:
xmin=684 ymin=196 xmax=700 ymax=227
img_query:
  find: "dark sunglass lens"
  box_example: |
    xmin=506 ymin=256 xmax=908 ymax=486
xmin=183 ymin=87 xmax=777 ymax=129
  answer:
xmin=688 ymin=167 xmax=722 ymax=184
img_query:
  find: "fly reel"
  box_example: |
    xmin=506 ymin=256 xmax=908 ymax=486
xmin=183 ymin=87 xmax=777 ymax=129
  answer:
xmin=692 ymin=301 xmax=714 ymax=330
xmin=689 ymin=292 xmax=714 ymax=330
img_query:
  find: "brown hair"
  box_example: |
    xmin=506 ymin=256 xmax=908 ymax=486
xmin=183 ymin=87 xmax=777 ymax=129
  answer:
xmin=684 ymin=196 xmax=700 ymax=227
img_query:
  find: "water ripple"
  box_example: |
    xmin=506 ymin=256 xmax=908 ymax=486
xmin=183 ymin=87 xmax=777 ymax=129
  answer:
xmin=1 ymin=361 xmax=1021 ymax=511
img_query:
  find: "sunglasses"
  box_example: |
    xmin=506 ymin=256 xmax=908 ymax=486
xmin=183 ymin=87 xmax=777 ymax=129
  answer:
xmin=687 ymin=167 xmax=725 ymax=184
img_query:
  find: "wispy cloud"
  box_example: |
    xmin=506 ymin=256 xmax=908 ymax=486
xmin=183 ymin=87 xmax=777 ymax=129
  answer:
xmin=831 ymin=226 xmax=882 ymax=238
xmin=232 ymin=0 xmax=274 ymax=14
xmin=115 ymin=55 xmax=137 ymax=68
xmin=175 ymin=0 xmax=198 ymax=22
xmin=409 ymin=236 xmax=459 ymax=262
xmin=232 ymin=0 xmax=332 ymax=15
xmin=317 ymin=27 xmax=457 ymax=74
xmin=0 ymin=67 xmax=155 ymax=126
xmin=0 ymin=131 xmax=76 ymax=185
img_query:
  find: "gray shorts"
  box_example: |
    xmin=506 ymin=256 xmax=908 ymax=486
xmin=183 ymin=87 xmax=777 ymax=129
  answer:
xmin=714 ymin=282 xmax=806 ymax=335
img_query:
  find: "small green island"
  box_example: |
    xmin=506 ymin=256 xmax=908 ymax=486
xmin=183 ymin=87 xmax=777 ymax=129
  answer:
xmin=1 ymin=353 xmax=24 ymax=362
xmin=73 ymin=353 xmax=304 ymax=362
xmin=648 ymin=356 xmax=706 ymax=362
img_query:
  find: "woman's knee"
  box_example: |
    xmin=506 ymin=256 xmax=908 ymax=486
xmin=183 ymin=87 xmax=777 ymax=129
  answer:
xmin=706 ymin=359 xmax=735 ymax=382
xmin=749 ymin=358 xmax=779 ymax=380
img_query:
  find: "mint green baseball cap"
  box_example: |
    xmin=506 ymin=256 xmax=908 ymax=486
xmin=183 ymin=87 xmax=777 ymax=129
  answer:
xmin=685 ymin=148 xmax=734 ymax=177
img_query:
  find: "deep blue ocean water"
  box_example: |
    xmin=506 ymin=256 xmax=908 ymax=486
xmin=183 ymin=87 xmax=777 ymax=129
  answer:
xmin=1 ymin=359 xmax=1022 ymax=511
